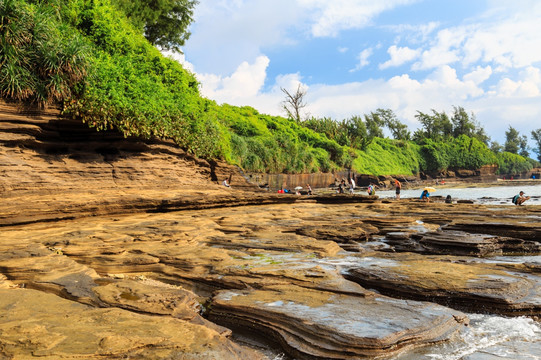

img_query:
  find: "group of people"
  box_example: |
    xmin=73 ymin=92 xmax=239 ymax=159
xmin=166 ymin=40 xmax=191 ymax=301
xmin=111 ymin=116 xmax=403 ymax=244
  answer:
xmin=227 ymin=176 xmax=531 ymax=206
xmin=337 ymin=178 xmax=356 ymax=194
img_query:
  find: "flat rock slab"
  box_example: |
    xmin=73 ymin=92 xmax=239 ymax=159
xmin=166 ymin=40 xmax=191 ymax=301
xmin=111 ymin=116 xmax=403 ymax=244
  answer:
xmin=346 ymin=254 xmax=541 ymax=316
xmin=0 ymin=288 xmax=264 ymax=360
xmin=446 ymin=221 xmax=541 ymax=241
xmin=390 ymin=230 xmax=541 ymax=256
xmin=209 ymin=285 xmax=467 ymax=359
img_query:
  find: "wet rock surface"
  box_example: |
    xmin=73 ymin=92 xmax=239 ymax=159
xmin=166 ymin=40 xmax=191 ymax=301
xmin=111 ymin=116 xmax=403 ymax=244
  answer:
xmin=209 ymin=285 xmax=468 ymax=360
xmin=1 ymin=104 xmax=540 ymax=359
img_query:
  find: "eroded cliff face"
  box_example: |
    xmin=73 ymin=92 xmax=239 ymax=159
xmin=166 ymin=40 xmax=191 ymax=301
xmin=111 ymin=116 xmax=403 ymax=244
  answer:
xmin=1 ymin=103 xmax=540 ymax=359
xmin=0 ymin=101 xmax=292 ymax=226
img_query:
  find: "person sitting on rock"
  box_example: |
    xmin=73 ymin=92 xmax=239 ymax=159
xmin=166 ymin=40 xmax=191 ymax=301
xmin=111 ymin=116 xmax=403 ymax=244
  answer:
xmin=367 ymin=183 xmax=376 ymax=196
xmin=222 ymin=179 xmax=230 ymax=188
xmin=420 ymin=189 xmax=430 ymax=202
xmin=512 ymin=191 xmax=530 ymax=205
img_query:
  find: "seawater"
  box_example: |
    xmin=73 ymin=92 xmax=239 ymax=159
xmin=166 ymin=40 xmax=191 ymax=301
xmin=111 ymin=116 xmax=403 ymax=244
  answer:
xmin=391 ymin=314 xmax=541 ymax=360
xmin=374 ymin=184 xmax=541 ymax=205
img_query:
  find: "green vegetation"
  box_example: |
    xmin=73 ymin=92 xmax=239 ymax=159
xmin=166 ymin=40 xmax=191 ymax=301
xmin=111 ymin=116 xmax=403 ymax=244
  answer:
xmin=0 ymin=0 xmax=535 ymax=177
xmin=0 ymin=0 xmax=89 ymax=105
xmin=111 ymin=0 xmax=197 ymax=53
xmin=532 ymin=129 xmax=541 ymax=163
xmin=495 ymin=152 xmax=533 ymax=175
xmin=351 ymin=138 xmax=421 ymax=176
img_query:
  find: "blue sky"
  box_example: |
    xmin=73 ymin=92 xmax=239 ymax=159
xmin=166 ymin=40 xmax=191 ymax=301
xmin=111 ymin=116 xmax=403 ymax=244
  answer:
xmin=172 ymin=0 xmax=541 ymax=151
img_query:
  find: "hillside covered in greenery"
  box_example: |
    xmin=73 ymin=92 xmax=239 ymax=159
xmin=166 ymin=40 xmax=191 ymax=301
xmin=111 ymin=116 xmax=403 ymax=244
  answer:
xmin=1 ymin=0 xmax=539 ymax=177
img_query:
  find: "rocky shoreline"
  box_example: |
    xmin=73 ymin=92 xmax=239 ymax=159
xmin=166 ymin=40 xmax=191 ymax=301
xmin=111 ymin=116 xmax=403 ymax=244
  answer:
xmin=1 ymin=103 xmax=540 ymax=359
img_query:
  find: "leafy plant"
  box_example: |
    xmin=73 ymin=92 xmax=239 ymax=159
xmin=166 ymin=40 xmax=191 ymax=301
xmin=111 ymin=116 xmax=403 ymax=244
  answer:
xmin=0 ymin=0 xmax=89 ymax=105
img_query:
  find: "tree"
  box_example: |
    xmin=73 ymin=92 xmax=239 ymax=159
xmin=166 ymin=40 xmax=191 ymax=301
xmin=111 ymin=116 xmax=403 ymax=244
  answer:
xmin=281 ymin=84 xmax=307 ymax=123
xmin=413 ymin=109 xmax=452 ymax=142
xmin=364 ymin=112 xmax=384 ymax=139
xmin=343 ymin=115 xmax=370 ymax=150
xmin=519 ymin=135 xmax=529 ymax=158
xmin=112 ymin=0 xmax=198 ymax=52
xmin=504 ymin=126 xmax=520 ymax=154
xmin=375 ymin=108 xmax=411 ymax=140
xmin=0 ymin=0 xmax=89 ymax=106
xmin=490 ymin=141 xmax=503 ymax=154
xmin=532 ymin=128 xmax=541 ymax=162
xmin=451 ymin=106 xmax=476 ymax=138
xmin=504 ymin=126 xmax=526 ymax=155
xmin=304 ymin=117 xmax=338 ymax=140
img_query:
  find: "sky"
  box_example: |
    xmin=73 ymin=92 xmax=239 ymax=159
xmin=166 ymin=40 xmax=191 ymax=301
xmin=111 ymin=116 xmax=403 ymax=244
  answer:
xmin=171 ymin=0 xmax=541 ymax=151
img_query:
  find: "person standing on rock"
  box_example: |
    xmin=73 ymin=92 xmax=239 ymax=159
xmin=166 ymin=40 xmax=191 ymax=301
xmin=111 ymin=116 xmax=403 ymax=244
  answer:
xmin=338 ymin=179 xmax=346 ymax=194
xmin=307 ymin=184 xmax=313 ymax=195
xmin=349 ymin=178 xmax=355 ymax=194
xmin=394 ymin=179 xmax=401 ymax=200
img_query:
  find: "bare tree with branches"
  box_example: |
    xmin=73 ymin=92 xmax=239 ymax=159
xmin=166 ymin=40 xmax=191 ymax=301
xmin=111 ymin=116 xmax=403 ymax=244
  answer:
xmin=281 ymin=84 xmax=307 ymax=122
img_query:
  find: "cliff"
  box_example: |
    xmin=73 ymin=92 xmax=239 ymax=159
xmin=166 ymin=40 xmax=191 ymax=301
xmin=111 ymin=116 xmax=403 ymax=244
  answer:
xmin=0 ymin=101 xmax=295 ymax=226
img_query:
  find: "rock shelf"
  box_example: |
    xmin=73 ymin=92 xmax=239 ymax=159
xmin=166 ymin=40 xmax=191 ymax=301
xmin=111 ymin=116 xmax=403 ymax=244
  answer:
xmin=1 ymin=103 xmax=540 ymax=359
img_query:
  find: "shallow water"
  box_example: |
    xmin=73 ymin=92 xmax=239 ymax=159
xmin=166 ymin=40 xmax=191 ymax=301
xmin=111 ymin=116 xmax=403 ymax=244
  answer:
xmin=373 ymin=184 xmax=541 ymax=205
xmin=391 ymin=314 xmax=541 ymax=360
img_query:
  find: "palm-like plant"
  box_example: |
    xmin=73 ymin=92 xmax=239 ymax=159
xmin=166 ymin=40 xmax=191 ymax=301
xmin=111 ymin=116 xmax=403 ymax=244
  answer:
xmin=0 ymin=0 xmax=90 ymax=106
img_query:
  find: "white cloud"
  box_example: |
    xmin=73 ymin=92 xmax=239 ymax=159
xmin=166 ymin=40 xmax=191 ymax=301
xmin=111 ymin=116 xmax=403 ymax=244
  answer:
xmin=297 ymin=0 xmax=421 ymax=37
xmin=407 ymin=4 xmax=541 ymax=72
xmin=197 ymin=56 xmax=270 ymax=101
xmin=386 ymin=22 xmax=440 ymax=44
xmin=183 ymin=0 xmax=302 ymax=75
xmin=351 ymin=48 xmax=373 ymax=71
xmin=379 ymin=45 xmax=420 ymax=69
xmin=412 ymin=28 xmax=465 ymax=70
xmin=463 ymin=66 xmax=493 ymax=85
xmin=494 ymin=78 xmax=540 ymax=98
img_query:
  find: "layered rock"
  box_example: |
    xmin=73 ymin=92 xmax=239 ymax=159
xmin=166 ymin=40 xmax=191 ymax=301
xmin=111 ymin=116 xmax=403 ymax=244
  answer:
xmin=388 ymin=230 xmax=541 ymax=256
xmin=209 ymin=285 xmax=468 ymax=360
xmin=345 ymin=253 xmax=541 ymax=316
xmin=1 ymin=102 xmax=541 ymax=359
xmin=0 ymin=288 xmax=262 ymax=360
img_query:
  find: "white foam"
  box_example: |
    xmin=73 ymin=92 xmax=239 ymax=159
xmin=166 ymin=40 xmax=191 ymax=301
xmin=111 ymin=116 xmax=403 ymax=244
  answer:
xmin=425 ymin=314 xmax=541 ymax=360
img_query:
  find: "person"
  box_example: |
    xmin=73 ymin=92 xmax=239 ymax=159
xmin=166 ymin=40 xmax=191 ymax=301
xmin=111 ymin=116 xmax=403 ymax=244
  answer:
xmin=222 ymin=179 xmax=230 ymax=188
xmin=349 ymin=178 xmax=355 ymax=194
xmin=307 ymin=184 xmax=313 ymax=195
xmin=367 ymin=183 xmax=376 ymax=196
xmin=394 ymin=179 xmax=401 ymax=200
xmin=445 ymin=195 xmax=452 ymax=204
xmin=512 ymin=191 xmax=530 ymax=205
xmin=338 ymin=179 xmax=345 ymax=194
xmin=420 ymin=189 xmax=430 ymax=202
